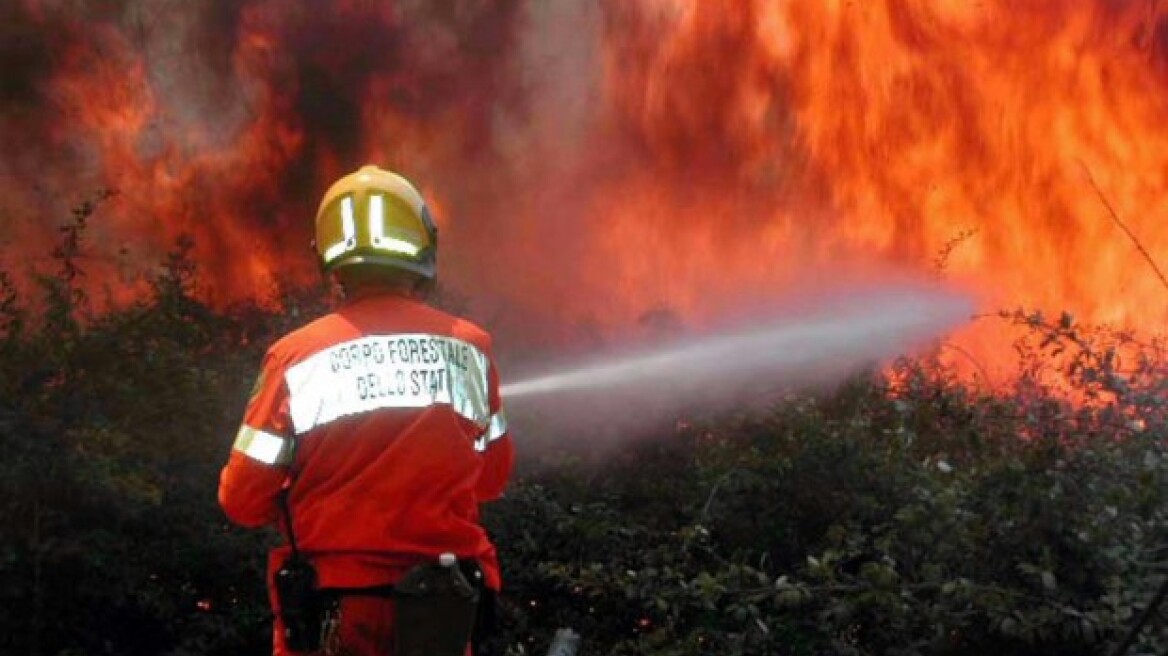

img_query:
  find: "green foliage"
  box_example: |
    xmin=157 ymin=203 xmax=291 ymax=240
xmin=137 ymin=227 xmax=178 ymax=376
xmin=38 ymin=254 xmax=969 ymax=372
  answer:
xmin=1 ymin=198 xmax=1166 ymax=655
xmin=487 ymin=334 xmax=1168 ymax=656
xmin=0 ymin=203 xmax=291 ymax=655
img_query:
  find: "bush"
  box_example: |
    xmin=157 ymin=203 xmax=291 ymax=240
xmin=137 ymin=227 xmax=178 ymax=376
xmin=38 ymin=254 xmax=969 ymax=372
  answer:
xmin=486 ymin=326 xmax=1168 ymax=656
xmin=1 ymin=200 xmax=1165 ymax=655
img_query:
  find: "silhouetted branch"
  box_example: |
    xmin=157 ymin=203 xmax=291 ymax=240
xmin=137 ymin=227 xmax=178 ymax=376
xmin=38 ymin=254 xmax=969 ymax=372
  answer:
xmin=1078 ymin=161 xmax=1168 ymax=294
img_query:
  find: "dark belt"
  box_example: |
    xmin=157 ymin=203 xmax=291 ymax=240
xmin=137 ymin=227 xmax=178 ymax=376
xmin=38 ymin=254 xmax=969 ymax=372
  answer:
xmin=318 ymin=583 xmax=396 ymax=598
xmin=320 ymin=559 xmax=484 ymax=598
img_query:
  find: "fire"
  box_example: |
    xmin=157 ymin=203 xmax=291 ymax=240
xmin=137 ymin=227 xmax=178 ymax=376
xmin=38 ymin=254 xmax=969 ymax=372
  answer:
xmin=590 ymin=2 xmax=1168 ymax=336
xmin=2 ymin=1 xmax=1165 ymax=375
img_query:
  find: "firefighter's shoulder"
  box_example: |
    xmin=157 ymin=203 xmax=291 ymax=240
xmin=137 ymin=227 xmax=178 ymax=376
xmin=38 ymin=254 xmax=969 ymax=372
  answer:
xmin=409 ymin=300 xmax=493 ymax=354
xmin=265 ymin=313 xmax=351 ymax=364
xmin=449 ymin=315 xmax=493 ymax=355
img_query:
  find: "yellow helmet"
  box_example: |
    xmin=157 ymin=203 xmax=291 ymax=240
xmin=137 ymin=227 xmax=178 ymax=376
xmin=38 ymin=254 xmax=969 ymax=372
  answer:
xmin=313 ymin=165 xmax=438 ymax=279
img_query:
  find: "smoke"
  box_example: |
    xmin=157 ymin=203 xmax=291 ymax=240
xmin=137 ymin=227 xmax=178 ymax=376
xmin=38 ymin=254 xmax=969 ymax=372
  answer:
xmin=0 ymin=0 xmax=531 ymax=299
xmin=1 ymin=1 xmax=1165 ymax=371
xmin=0 ymin=2 xmax=941 ymax=305
xmin=501 ymin=281 xmax=974 ymax=445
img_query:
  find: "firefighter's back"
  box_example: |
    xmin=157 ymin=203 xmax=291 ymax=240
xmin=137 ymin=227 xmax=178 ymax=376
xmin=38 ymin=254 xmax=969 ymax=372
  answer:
xmin=273 ymin=293 xmax=502 ymax=589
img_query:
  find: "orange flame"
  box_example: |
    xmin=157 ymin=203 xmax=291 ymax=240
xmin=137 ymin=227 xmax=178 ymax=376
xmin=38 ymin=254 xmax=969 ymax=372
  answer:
xmin=2 ymin=1 xmax=1166 ymax=373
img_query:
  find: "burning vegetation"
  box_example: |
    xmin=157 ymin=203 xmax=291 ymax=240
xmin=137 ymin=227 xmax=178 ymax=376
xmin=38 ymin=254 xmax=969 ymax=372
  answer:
xmin=1 ymin=0 xmax=1166 ymax=367
xmin=2 ymin=1 xmax=1168 ymax=655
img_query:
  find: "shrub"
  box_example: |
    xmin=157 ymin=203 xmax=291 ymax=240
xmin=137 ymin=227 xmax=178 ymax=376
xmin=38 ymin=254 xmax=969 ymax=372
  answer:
xmin=1 ymin=200 xmax=1165 ymax=655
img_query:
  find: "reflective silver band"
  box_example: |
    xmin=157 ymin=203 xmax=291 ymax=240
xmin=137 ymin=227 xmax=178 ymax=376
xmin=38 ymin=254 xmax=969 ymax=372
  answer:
xmin=232 ymin=425 xmax=292 ymax=466
xmin=284 ymin=333 xmax=492 ymax=435
xmin=475 ymin=411 xmax=508 ymax=453
xmin=488 ymin=411 xmax=508 ymax=441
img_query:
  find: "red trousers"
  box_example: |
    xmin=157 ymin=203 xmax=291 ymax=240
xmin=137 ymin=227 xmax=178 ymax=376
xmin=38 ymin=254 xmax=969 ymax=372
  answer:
xmin=272 ymin=595 xmax=472 ymax=656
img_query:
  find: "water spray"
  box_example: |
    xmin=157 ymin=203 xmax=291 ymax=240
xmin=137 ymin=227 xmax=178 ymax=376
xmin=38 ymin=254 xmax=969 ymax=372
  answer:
xmin=502 ymin=285 xmax=974 ymax=415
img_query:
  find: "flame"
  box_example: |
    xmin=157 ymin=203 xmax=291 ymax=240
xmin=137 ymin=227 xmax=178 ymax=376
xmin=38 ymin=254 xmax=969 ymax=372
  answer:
xmin=2 ymin=1 xmax=1166 ymax=375
xmin=589 ymin=2 xmax=1168 ymax=319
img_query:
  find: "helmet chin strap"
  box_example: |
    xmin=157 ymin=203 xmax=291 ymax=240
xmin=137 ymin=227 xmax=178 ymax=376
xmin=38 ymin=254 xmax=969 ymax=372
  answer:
xmin=413 ymin=275 xmax=437 ymax=300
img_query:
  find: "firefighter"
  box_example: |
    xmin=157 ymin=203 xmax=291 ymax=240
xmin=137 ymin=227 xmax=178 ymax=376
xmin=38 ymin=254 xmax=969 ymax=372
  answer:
xmin=218 ymin=165 xmax=514 ymax=656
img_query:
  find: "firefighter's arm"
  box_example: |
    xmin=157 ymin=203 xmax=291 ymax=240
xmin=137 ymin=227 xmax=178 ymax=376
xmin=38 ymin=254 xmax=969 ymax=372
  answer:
xmin=218 ymin=351 xmax=294 ymax=527
xmin=476 ymin=426 xmax=514 ymax=502
xmin=475 ymin=352 xmax=514 ymax=502
xmin=218 ymin=428 xmax=292 ymax=527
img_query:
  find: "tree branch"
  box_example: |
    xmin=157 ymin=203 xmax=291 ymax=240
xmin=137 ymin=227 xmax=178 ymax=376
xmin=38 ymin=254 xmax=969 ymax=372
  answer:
xmin=1078 ymin=161 xmax=1168 ymax=294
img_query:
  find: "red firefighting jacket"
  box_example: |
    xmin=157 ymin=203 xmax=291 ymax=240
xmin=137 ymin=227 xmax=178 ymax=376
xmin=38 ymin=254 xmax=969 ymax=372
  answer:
xmin=218 ymin=292 xmax=514 ymax=590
